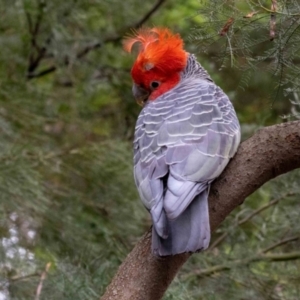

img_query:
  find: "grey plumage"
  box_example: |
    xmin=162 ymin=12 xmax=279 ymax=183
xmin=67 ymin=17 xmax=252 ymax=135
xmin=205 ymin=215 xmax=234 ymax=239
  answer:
xmin=133 ymin=54 xmax=240 ymax=256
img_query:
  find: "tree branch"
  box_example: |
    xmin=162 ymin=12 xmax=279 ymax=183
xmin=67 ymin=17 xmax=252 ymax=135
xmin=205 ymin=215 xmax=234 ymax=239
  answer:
xmin=26 ymin=42 xmax=102 ymax=79
xmin=26 ymin=0 xmax=49 ymax=75
xmin=100 ymin=120 xmax=300 ymax=300
xmin=27 ymin=0 xmax=167 ymax=79
xmin=133 ymin=0 xmax=167 ymax=29
xmin=102 ymin=0 xmax=167 ymax=44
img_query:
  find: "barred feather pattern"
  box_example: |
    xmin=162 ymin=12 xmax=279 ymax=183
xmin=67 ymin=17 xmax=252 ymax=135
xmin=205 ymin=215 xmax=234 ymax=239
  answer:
xmin=133 ymin=54 xmax=241 ymax=256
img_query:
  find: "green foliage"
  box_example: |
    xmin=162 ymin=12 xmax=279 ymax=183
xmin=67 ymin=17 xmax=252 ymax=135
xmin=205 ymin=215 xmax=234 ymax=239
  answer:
xmin=192 ymin=0 xmax=300 ymax=125
xmin=0 ymin=0 xmax=299 ymax=299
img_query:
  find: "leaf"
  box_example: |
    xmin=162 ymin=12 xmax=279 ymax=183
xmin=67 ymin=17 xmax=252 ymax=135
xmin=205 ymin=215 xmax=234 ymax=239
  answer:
xmin=243 ymin=11 xmax=259 ymax=18
xmin=219 ymin=17 xmax=234 ymax=36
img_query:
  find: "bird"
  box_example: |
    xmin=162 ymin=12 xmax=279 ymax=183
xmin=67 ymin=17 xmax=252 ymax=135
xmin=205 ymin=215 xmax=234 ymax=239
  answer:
xmin=123 ymin=27 xmax=240 ymax=256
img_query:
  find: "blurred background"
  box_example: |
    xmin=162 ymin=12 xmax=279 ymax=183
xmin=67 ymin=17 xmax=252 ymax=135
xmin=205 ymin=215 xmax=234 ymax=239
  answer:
xmin=0 ymin=0 xmax=300 ymax=299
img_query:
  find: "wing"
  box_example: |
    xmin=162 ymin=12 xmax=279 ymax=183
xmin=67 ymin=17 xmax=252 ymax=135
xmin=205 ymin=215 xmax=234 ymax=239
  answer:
xmin=133 ymin=78 xmax=240 ymax=235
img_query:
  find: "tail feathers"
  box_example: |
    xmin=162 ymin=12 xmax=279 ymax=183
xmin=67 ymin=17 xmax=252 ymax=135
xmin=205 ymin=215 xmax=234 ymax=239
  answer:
xmin=152 ymin=188 xmax=210 ymax=256
xmin=150 ymin=199 xmax=168 ymax=239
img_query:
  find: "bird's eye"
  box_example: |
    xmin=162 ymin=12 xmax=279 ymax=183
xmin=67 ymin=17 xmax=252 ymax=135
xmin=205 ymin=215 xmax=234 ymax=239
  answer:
xmin=150 ymin=81 xmax=160 ymax=89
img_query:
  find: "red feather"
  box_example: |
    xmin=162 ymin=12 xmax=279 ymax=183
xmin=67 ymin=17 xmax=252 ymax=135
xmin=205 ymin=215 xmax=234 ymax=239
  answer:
xmin=124 ymin=27 xmax=187 ymax=74
xmin=123 ymin=27 xmax=188 ymax=100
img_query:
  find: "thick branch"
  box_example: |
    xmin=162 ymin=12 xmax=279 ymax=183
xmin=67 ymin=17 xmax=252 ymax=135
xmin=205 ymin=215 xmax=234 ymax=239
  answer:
xmin=100 ymin=121 xmax=300 ymax=300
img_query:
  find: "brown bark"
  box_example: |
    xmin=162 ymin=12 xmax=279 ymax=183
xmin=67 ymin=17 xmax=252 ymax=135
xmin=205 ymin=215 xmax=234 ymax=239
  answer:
xmin=101 ymin=120 xmax=300 ymax=300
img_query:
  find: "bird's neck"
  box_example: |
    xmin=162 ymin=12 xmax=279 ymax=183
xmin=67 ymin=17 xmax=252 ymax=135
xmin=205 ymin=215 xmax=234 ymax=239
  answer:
xmin=181 ymin=54 xmax=213 ymax=82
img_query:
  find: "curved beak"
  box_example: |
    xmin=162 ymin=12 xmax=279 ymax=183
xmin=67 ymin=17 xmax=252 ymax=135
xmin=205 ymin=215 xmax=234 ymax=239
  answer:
xmin=132 ymin=83 xmax=150 ymax=106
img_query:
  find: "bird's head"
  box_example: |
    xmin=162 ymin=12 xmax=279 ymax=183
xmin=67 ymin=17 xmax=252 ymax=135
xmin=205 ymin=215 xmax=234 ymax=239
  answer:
xmin=123 ymin=27 xmax=188 ymax=106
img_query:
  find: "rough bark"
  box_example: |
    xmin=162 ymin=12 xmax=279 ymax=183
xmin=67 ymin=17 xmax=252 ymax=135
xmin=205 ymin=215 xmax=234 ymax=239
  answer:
xmin=100 ymin=120 xmax=300 ymax=300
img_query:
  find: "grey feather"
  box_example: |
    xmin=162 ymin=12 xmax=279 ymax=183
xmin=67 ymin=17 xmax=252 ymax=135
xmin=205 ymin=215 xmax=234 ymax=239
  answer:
xmin=152 ymin=189 xmax=210 ymax=256
xmin=133 ymin=54 xmax=240 ymax=255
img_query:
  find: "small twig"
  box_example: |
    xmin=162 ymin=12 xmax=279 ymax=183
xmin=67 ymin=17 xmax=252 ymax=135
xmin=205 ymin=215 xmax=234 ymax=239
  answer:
xmin=208 ymin=192 xmax=295 ymax=250
xmin=27 ymin=65 xmax=56 ymax=79
xmin=33 ymin=0 xmax=45 ymax=37
xmin=76 ymin=42 xmax=102 ymax=59
xmin=10 ymin=272 xmax=40 ymax=282
xmin=34 ymin=262 xmax=51 ymax=300
xmin=237 ymin=192 xmax=294 ymax=224
xmin=27 ymin=36 xmax=52 ymax=74
xmin=26 ymin=0 xmax=45 ymax=53
xmin=208 ymin=231 xmax=227 ymax=250
xmin=27 ymin=42 xmax=102 ymax=79
xmin=25 ymin=12 xmax=33 ymax=35
xmin=134 ymin=0 xmax=167 ymax=28
xmin=225 ymin=33 xmax=234 ymax=67
xmin=183 ymin=251 xmax=300 ymax=279
xmin=270 ymin=0 xmax=277 ymax=40
xmin=261 ymin=235 xmax=300 ymax=254
xmin=103 ymin=0 xmax=167 ymax=44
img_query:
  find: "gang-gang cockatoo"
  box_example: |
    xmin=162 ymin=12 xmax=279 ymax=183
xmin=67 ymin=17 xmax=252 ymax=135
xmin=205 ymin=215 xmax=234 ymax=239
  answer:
xmin=124 ymin=27 xmax=240 ymax=256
